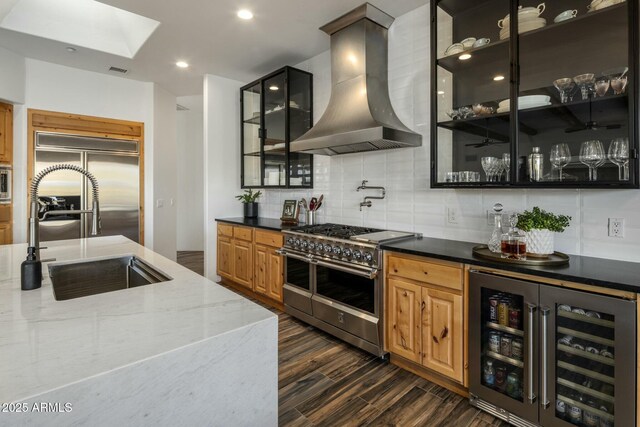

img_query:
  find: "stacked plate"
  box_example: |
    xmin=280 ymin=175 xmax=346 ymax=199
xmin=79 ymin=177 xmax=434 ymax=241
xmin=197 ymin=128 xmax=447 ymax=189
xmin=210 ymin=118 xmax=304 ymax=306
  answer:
xmin=587 ymin=0 xmax=625 ymax=12
xmin=498 ymin=4 xmax=547 ymax=40
xmin=497 ymin=95 xmax=551 ymax=113
xmin=499 ymin=18 xmax=547 ymax=39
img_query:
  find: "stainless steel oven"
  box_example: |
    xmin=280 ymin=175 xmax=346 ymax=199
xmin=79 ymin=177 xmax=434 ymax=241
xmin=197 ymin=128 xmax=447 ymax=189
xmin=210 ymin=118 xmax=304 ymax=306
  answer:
xmin=0 ymin=164 xmax=11 ymax=204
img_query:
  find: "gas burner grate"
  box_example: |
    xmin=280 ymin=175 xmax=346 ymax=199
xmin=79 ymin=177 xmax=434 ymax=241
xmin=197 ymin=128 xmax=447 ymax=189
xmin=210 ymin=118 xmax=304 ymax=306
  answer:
xmin=291 ymin=223 xmax=383 ymax=239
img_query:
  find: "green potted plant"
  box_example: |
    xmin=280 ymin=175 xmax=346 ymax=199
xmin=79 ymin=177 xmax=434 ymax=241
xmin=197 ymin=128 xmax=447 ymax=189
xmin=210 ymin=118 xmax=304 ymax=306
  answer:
xmin=517 ymin=207 xmax=571 ymax=257
xmin=235 ymin=189 xmax=262 ymax=218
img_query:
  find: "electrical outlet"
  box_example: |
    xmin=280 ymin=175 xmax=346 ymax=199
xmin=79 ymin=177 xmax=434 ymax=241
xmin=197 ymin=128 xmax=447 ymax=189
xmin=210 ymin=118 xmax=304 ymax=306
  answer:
xmin=447 ymin=207 xmax=458 ymax=224
xmin=608 ymin=218 xmax=624 ymax=238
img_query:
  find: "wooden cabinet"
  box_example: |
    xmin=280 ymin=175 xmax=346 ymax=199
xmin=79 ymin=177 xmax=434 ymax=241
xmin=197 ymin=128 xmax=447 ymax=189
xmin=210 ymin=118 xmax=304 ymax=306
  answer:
xmin=0 ymin=103 xmax=12 ymax=164
xmin=216 ymin=222 xmax=284 ymax=306
xmin=0 ymin=223 xmax=11 ymax=245
xmin=387 ymin=278 xmax=422 ymax=363
xmin=385 ymin=252 xmax=465 ymax=385
xmin=232 ymin=239 xmax=253 ymax=288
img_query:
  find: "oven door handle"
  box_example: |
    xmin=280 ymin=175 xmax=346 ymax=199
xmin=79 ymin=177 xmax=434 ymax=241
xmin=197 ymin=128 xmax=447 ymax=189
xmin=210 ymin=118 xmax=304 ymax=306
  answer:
xmin=313 ymin=258 xmax=378 ymax=280
xmin=276 ymin=249 xmax=311 ymax=264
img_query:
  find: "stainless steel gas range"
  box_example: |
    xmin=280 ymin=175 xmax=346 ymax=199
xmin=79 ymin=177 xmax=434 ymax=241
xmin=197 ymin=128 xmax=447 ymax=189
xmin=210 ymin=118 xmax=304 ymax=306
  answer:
xmin=278 ymin=224 xmax=418 ymax=356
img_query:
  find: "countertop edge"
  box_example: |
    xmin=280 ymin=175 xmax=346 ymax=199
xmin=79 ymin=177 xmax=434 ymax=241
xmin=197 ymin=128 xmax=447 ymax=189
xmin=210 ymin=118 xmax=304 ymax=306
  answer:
xmin=215 ymin=217 xmax=289 ymax=232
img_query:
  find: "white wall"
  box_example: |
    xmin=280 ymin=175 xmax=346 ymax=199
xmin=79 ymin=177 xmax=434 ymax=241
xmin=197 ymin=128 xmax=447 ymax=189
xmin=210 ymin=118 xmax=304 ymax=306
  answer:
xmin=0 ymin=46 xmax=25 ymax=104
xmin=176 ymin=95 xmax=204 ymax=251
xmin=204 ymin=75 xmax=243 ymax=279
xmin=152 ymin=84 xmax=178 ymax=260
xmin=254 ymin=4 xmax=640 ymax=263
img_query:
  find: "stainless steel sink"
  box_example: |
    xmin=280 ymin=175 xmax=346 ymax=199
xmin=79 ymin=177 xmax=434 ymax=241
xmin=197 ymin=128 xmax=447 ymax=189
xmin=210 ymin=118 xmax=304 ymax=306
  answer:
xmin=48 ymin=255 xmax=172 ymax=301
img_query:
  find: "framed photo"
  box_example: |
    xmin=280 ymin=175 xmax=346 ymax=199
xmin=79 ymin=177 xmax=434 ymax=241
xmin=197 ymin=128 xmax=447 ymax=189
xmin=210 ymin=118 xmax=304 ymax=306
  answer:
xmin=281 ymin=199 xmax=300 ymax=223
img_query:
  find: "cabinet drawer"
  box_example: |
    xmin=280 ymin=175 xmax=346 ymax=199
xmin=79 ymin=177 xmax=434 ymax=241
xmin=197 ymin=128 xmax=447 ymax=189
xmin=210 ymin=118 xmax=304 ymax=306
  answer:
xmin=387 ymin=255 xmax=462 ymax=291
xmin=255 ymin=230 xmax=283 ymax=248
xmin=218 ymin=223 xmax=233 ymax=237
xmin=234 ymin=226 xmax=253 ymax=242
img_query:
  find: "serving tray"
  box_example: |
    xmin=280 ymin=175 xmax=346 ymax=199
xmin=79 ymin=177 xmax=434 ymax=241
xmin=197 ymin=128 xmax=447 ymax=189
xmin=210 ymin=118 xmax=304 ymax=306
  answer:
xmin=472 ymin=245 xmax=570 ymax=266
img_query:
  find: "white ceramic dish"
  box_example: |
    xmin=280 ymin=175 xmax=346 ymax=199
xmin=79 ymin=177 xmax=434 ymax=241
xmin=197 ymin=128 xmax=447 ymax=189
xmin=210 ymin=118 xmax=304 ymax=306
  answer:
xmin=588 ymin=0 xmax=625 ymax=12
xmin=472 ymin=38 xmax=491 ymax=48
xmin=554 ymin=9 xmax=578 ymax=22
xmin=461 ymin=37 xmax=477 ymax=49
xmin=498 ymin=3 xmax=546 ymax=28
xmin=497 ymin=101 xmax=552 ymax=113
xmin=521 ymin=95 xmax=551 ymax=104
xmin=444 ymin=43 xmax=465 ymax=56
xmin=499 ymin=18 xmax=546 ymax=39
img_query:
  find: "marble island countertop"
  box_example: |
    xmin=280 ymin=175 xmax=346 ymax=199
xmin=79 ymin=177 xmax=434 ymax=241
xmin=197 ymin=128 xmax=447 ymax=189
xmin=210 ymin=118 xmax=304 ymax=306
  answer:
xmin=0 ymin=236 xmax=277 ymax=425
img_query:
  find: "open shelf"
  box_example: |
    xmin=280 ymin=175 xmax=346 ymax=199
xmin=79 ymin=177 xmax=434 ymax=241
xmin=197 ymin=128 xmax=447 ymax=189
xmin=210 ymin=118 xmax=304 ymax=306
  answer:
xmin=485 ymin=321 xmax=524 ymax=337
xmin=486 ymin=350 xmax=524 ymax=368
xmin=557 ymin=394 xmax=615 ymax=423
xmin=557 ymin=344 xmax=615 ymax=366
xmin=557 ymin=378 xmax=615 ymax=404
xmin=558 ymin=310 xmax=615 ymax=329
xmin=558 ymin=361 xmax=615 ymax=386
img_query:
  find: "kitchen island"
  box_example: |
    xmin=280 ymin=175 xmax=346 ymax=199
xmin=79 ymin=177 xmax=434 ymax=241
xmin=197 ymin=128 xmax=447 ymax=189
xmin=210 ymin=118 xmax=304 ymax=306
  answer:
xmin=0 ymin=236 xmax=277 ymax=426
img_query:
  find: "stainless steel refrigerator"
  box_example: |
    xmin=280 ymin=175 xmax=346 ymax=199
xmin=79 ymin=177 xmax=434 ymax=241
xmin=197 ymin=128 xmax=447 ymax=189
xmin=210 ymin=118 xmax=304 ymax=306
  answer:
xmin=34 ymin=132 xmax=141 ymax=243
xmin=469 ymin=270 xmax=636 ymax=427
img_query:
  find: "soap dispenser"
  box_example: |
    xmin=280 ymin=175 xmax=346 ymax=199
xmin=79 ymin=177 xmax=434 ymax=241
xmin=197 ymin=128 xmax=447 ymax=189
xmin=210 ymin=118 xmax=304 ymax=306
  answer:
xmin=21 ymin=247 xmax=42 ymax=291
xmin=488 ymin=203 xmax=504 ymax=253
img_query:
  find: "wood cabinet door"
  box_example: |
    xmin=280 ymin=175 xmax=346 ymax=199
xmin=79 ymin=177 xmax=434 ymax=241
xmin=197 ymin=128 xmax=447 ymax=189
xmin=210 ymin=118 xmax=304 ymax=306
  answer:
xmin=217 ymin=236 xmax=233 ymax=279
xmin=266 ymin=247 xmax=283 ymax=302
xmin=232 ymin=240 xmax=253 ymax=289
xmin=0 ymin=223 xmax=11 ymax=245
xmin=421 ymin=287 xmax=463 ymax=383
xmin=254 ymin=244 xmax=268 ymax=296
xmin=0 ymin=103 xmax=12 ymax=163
xmin=387 ymin=278 xmax=422 ymax=363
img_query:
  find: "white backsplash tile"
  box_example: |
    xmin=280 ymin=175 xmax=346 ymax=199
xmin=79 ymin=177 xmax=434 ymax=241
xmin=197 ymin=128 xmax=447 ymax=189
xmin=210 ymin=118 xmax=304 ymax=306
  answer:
xmin=255 ymin=4 xmax=640 ymax=263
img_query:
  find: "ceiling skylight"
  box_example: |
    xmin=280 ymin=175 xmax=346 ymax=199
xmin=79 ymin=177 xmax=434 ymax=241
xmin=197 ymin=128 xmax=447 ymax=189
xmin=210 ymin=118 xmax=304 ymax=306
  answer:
xmin=0 ymin=0 xmax=160 ymax=58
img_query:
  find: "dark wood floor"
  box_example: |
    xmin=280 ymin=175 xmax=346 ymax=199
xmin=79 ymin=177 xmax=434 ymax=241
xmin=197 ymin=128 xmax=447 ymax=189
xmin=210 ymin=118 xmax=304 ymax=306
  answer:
xmin=176 ymin=251 xmax=508 ymax=427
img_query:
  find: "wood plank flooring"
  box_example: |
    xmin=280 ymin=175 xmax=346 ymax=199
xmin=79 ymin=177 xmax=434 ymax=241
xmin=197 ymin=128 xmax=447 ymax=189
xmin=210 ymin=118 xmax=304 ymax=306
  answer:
xmin=176 ymin=251 xmax=508 ymax=427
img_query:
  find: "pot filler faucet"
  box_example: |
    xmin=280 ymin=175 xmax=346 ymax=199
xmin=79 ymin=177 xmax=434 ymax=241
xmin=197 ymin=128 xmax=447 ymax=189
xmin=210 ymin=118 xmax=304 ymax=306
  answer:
xmin=22 ymin=164 xmax=101 ymax=291
xmin=357 ymin=180 xmax=386 ymax=211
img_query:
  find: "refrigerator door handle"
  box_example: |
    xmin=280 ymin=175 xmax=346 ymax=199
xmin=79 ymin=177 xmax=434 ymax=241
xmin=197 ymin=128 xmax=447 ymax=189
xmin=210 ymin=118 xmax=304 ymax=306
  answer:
xmin=526 ymin=303 xmax=537 ymax=404
xmin=540 ymin=306 xmax=551 ymax=409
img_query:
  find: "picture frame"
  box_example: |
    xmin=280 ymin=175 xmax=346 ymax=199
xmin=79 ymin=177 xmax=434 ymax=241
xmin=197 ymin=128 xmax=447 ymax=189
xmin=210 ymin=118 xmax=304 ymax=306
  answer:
xmin=281 ymin=199 xmax=300 ymax=224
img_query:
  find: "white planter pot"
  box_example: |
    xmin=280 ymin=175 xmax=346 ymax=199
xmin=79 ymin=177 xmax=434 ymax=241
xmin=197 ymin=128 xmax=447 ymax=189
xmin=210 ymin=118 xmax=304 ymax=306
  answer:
xmin=525 ymin=229 xmax=554 ymax=256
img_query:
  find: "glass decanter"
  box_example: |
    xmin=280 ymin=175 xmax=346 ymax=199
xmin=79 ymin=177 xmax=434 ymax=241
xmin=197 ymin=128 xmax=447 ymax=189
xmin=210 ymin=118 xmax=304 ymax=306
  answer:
xmin=501 ymin=213 xmax=527 ymax=260
xmin=488 ymin=203 xmax=503 ymax=253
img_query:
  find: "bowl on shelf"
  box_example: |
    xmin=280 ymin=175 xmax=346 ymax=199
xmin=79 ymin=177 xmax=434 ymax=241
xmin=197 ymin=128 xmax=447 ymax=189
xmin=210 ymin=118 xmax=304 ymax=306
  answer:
xmin=461 ymin=37 xmax=477 ymax=49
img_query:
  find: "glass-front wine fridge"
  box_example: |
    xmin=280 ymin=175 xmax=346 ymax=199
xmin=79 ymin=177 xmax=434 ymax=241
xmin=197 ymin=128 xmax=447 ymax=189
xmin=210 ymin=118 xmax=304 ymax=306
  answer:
xmin=469 ymin=271 xmax=636 ymax=427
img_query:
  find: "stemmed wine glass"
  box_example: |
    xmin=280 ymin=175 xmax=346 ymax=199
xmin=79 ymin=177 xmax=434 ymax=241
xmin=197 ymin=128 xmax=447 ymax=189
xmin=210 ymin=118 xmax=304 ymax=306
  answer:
xmin=608 ymin=138 xmax=630 ymax=181
xmin=574 ymin=73 xmax=595 ymax=100
xmin=550 ymin=143 xmax=571 ymax=181
xmin=553 ymin=78 xmax=576 ymax=104
xmin=502 ymin=153 xmax=511 ymax=181
xmin=579 ymin=140 xmax=606 ymax=181
xmin=481 ymin=157 xmax=498 ymax=182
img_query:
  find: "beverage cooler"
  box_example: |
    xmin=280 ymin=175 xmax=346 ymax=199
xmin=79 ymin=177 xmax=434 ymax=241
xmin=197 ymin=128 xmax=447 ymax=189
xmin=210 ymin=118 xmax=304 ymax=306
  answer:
xmin=469 ymin=271 xmax=636 ymax=427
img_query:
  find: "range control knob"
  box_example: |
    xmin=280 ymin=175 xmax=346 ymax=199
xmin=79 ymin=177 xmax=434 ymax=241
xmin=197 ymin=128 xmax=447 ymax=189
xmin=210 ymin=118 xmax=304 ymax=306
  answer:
xmin=343 ymin=248 xmax=352 ymax=258
xmin=364 ymin=252 xmax=374 ymax=263
xmin=286 ymin=237 xmax=294 ymax=245
xmin=352 ymin=250 xmax=362 ymax=260
xmin=323 ymin=244 xmax=332 ymax=253
xmin=294 ymin=239 xmax=301 ymax=247
xmin=301 ymin=240 xmax=309 ymax=249
xmin=308 ymin=242 xmax=316 ymax=251
xmin=332 ymin=246 xmax=342 ymax=256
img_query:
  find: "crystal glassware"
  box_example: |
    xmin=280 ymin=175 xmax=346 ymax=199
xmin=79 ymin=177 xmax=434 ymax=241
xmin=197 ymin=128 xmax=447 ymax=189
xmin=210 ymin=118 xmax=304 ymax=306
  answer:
xmin=488 ymin=203 xmax=504 ymax=253
xmin=594 ymin=77 xmax=610 ymax=98
xmin=574 ymin=73 xmax=595 ymax=100
xmin=579 ymin=140 xmax=606 ymax=181
xmin=481 ymin=157 xmax=499 ymax=182
xmin=501 ymin=153 xmax=511 ymax=181
xmin=501 ymin=213 xmax=526 ymax=260
xmin=611 ymin=75 xmax=628 ymax=95
xmin=549 ymin=143 xmax=572 ymax=181
xmin=608 ymin=137 xmax=630 ymax=181
xmin=553 ymin=78 xmax=576 ymax=104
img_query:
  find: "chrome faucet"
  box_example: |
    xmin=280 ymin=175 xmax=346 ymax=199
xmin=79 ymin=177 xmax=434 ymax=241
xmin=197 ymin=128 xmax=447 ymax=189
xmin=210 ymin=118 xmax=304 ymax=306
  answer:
xmin=29 ymin=164 xmax=101 ymax=259
xmin=356 ymin=180 xmax=386 ymax=211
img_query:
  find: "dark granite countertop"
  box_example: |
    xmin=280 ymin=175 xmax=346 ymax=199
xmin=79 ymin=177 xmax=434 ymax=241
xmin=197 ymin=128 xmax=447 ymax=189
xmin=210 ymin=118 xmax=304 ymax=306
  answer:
xmin=381 ymin=237 xmax=640 ymax=293
xmin=215 ymin=217 xmax=295 ymax=232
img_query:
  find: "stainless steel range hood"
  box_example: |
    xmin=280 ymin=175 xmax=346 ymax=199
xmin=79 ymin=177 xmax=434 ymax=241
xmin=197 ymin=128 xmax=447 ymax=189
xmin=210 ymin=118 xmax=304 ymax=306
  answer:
xmin=290 ymin=3 xmax=422 ymax=156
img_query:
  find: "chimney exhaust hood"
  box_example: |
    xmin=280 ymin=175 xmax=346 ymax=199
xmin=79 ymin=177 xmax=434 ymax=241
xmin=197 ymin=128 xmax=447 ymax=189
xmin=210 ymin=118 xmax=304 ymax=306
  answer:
xmin=290 ymin=3 xmax=422 ymax=156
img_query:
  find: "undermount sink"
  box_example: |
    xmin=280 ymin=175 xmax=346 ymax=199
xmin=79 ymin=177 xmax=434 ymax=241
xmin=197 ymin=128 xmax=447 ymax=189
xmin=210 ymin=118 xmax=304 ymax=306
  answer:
xmin=48 ymin=255 xmax=172 ymax=301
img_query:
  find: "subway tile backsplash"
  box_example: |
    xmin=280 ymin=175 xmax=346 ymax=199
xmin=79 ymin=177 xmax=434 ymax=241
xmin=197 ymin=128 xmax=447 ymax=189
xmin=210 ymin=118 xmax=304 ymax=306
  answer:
xmin=257 ymin=5 xmax=640 ymax=263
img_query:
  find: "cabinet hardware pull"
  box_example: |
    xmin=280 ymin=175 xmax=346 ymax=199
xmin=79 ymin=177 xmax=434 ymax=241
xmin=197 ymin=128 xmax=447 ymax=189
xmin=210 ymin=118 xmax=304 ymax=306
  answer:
xmin=432 ymin=336 xmax=439 ymax=344
xmin=440 ymin=326 xmax=448 ymax=340
xmin=403 ymin=291 xmax=408 ymax=297
xmin=421 ymin=301 xmax=425 ymax=311
xmin=541 ymin=306 xmax=550 ymax=408
xmin=400 ymin=336 xmax=407 ymax=349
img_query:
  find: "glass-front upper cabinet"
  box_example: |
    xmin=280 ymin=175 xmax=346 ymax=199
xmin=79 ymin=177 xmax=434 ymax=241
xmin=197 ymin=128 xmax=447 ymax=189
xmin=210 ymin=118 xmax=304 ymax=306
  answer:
xmin=431 ymin=0 xmax=638 ymax=188
xmin=433 ymin=0 xmax=513 ymax=187
xmin=241 ymin=66 xmax=313 ymax=189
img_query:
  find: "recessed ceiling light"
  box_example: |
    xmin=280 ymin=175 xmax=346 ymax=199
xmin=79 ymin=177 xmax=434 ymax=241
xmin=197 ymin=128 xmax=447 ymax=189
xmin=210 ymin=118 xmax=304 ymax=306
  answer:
xmin=237 ymin=9 xmax=253 ymax=20
xmin=176 ymin=61 xmax=189 ymax=69
xmin=459 ymin=53 xmax=472 ymax=61
xmin=493 ymin=75 xmax=505 ymax=81
xmin=269 ymin=85 xmax=279 ymax=91
xmin=437 ymin=91 xmax=445 ymax=95
xmin=66 ymin=46 xmax=77 ymax=53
